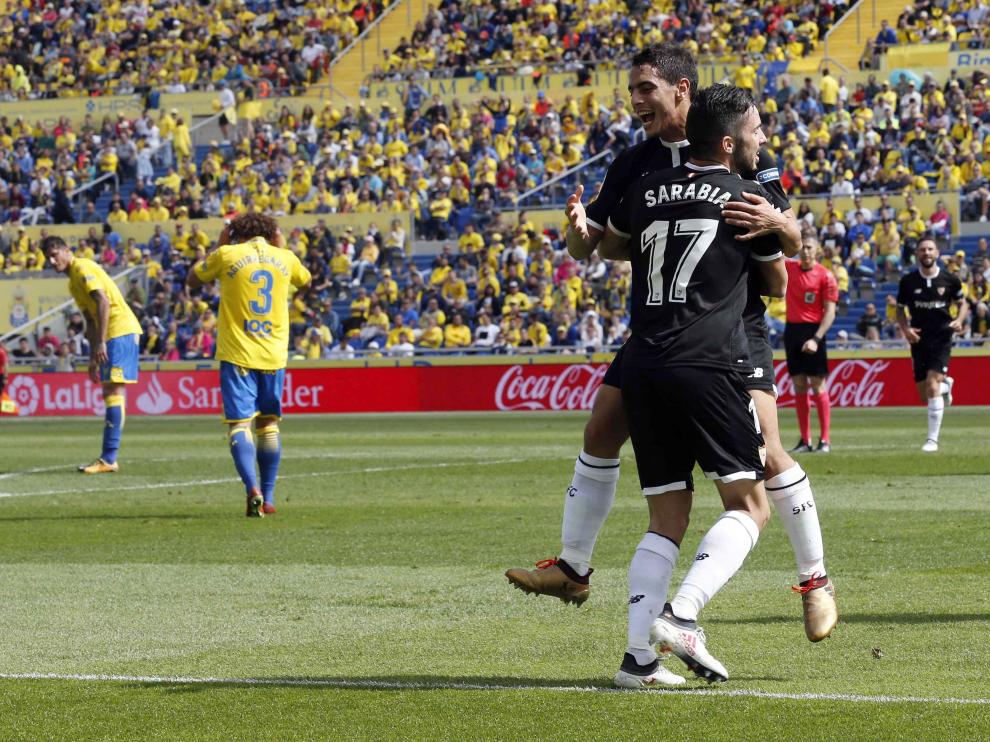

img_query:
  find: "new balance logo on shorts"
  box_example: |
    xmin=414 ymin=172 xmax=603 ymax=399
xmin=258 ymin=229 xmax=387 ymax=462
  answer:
xmin=629 ymin=594 xmax=645 ymax=604
xmin=695 ymin=553 xmax=709 ymax=561
xmin=566 ymin=486 xmax=578 ymax=498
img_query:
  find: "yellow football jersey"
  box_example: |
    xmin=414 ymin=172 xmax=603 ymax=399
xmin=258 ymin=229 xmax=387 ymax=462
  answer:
xmin=194 ymin=237 xmax=311 ymax=370
xmin=67 ymin=258 xmax=142 ymax=340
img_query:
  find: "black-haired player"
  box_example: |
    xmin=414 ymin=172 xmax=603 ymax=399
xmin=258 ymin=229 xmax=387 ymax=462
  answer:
xmin=598 ymin=84 xmax=784 ymax=687
xmin=896 ymin=238 xmax=967 ymax=452
xmin=506 ymin=44 xmax=837 ymax=648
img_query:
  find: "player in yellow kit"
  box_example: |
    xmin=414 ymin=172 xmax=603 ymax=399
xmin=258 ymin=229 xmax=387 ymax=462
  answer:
xmin=43 ymin=236 xmax=143 ymax=473
xmin=188 ymin=213 xmax=311 ymax=517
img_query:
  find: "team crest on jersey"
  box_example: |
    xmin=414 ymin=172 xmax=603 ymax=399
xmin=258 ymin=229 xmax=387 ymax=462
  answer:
xmin=937 ymin=286 xmax=945 ymax=295
xmin=804 ymin=291 xmax=816 ymax=303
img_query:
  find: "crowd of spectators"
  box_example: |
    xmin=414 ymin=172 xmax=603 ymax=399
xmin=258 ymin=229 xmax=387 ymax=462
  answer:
xmin=368 ymin=0 xmax=839 ymax=85
xmin=868 ymin=0 xmax=989 ymax=66
xmin=764 ymin=67 xmax=990 ymax=222
xmin=0 ymin=0 xmax=385 ymax=101
xmin=5 ymin=208 xmax=990 ymax=366
xmin=3 ymin=54 xmax=989 ymax=236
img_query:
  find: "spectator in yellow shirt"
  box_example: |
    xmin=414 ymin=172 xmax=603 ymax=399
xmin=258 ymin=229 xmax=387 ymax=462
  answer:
xmin=375 ymin=268 xmax=399 ymax=306
xmin=522 ymin=314 xmax=550 ymax=350
xmin=458 ymin=223 xmax=484 ymax=254
xmin=441 ymin=271 xmax=468 ymax=310
xmin=502 ymin=280 xmax=532 ymax=314
xmin=820 ymin=69 xmax=840 ymax=112
xmin=418 ymin=316 xmax=444 ymax=349
xmin=443 ymin=313 xmax=472 ymax=348
xmin=350 ymin=287 xmax=371 ymax=319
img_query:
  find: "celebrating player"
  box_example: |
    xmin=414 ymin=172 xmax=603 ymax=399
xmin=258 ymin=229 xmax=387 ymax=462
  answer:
xmin=187 ymin=214 xmax=311 ymax=517
xmin=598 ymin=84 xmax=784 ymax=686
xmin=43 ymin=236 xmax=143 ymax=473
xmin=784 ymin=238 xmax=837 ymax=453
xmin=506 ymin=44 xmax=837 ymax=646
xmin=896 ymin=238 xmax=966 ymax=452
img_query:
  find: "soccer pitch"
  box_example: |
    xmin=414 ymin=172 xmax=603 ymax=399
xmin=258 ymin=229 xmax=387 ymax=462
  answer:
xmin=1 ymin=409 xmax=988 ymax=740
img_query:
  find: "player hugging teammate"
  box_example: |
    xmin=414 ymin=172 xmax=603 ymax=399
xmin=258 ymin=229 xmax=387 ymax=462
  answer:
xmin=506 ymin=45 xmax=838 ymax=687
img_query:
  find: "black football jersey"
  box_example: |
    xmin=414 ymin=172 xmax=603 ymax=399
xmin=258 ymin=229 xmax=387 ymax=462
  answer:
xmin=896 ymin=268 xmax=964 ymax=341
xmin=588 ymin=141 xmax=789 ymax=337
xmin=607 ymin=163 xmax=783 ymax=370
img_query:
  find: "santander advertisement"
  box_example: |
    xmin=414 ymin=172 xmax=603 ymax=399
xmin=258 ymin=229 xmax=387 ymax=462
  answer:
xmin=4 ymin=357 xmax=989 ymax=417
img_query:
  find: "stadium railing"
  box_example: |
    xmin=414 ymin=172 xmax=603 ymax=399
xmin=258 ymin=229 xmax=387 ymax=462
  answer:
xmin=66 ymin=112 xmax=224 ymax=222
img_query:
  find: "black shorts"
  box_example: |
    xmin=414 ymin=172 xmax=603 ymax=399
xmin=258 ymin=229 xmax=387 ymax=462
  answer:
xmin=0 ymin=373 xmax=5 ymax=396
xmin=743 ymin=332 xmax=776 ymax=394
xmin=620 ymin=353 xmax=765 ymax=494
xmin=219 ymin=112 xmax=231 ymax=127
xmin=910 ymin=337 xmax=952 ymax=382
xmin=602 ymin=342 xmax=625 ymax=388
xmin=785 ymin=322 xmax=829 ymax=377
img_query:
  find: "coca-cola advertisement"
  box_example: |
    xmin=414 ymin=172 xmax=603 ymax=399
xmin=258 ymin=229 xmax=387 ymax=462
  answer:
xmin=3 ymin=356 xmax=989 ymax=417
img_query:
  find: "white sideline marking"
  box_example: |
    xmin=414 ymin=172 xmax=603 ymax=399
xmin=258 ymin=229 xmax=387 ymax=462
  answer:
xmin=0 ymin=457 xmax=535 ymax=499
xmin=0 ymin=671 xmax=988 ymax=705
xmin=0 ymin=465 xmax=72 ymax=480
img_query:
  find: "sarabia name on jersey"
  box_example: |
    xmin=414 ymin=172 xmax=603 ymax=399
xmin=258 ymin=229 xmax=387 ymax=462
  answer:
xmin=643 ymin=181 xmax=732 ymax=208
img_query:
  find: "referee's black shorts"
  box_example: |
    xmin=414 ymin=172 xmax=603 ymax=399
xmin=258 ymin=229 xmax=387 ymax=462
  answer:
xmin=910 ymin=336 xmax=952 ymax=382
xmin=785 ymin=322 xmax=829 ymax=378
xmin=621 ymin=351 xmax=764 ymax=495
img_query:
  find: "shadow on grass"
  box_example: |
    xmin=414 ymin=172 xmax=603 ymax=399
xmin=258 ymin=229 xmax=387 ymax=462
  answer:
xmin=713 ymin=612 xmax=989 ymax=626
xmin=130 ymin=673 xmax=787 ymax=694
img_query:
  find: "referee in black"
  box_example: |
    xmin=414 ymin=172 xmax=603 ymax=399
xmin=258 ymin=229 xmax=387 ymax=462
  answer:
xmin=896 ymin=238 xmax=968 ymax=452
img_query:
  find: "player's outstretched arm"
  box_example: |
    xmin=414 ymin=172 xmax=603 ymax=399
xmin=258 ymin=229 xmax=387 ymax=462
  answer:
xmin=565 ymin=184 xmax=604 ymax=260
xmin=724 ymin=193 xmax=801 ymax=256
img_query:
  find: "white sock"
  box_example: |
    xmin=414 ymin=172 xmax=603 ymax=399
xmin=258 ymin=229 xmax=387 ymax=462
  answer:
xmin=559 ymin=450 xmax=620 ymax=576
xmin=766 ymin=464 xmax=826 ymax=582
xmin=939 ymin=381 xmax=950 ymax=396
xmin=627 ymin=532 xmax=679 ymax=665
xmin=927 ymin=396 xmax=944 ymax=442
xmin=670 ymin=511 xmax=760 ymax=622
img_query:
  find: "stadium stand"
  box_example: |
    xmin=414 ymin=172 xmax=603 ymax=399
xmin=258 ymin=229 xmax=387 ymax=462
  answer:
xmin=369 ymin=0 xmax=839 ymax=83
xmin=1 ymin=1 xmax=989 ymax=361
xmin=0 ymin=0 xmax=388 ymax=99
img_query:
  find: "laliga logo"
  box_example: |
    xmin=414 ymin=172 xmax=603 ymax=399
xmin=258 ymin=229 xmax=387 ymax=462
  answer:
xmin=136 ymin=375 xmax=174 ymax=415
xmin=7 ymin=375 xmax=39 ymax=416
xmin=775 ymin=359 xmax=889 ymax=407
xmin=495 ymin=364 xmax=607 ymax=411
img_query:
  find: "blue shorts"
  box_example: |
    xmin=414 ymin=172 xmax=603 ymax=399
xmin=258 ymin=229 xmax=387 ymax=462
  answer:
xmin=102 ymin=334 xmax=141 ymax=384
xmin=220 ymin=361 xmax=285 ymax=423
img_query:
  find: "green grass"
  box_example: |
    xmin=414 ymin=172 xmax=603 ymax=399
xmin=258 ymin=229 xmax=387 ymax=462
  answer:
xmin=1 ymin=408 xmax=989 ymax=740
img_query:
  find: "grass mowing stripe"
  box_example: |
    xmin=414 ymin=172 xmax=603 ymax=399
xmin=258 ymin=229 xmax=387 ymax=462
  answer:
xmin=0 ymin=456 xmax=547 ymax=499
xmin=2 ymin=672 xmax=988 ymax=706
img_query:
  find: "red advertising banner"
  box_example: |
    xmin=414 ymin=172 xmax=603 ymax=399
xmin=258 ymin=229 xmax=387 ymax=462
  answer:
xmin=3 ymin=356 xmax=989 ymax=418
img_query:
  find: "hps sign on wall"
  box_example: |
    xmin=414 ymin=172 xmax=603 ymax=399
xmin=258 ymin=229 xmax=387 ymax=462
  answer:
xmin=4 ymin=357 xmax=989 ymax=418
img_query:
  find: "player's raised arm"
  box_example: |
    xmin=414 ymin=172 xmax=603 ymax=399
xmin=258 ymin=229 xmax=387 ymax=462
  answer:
xmin=565 ymin=184 xmax=604 ymax=260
